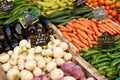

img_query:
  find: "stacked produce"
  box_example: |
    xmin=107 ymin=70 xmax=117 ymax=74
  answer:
xmin=0 ymin=36 xmax=95 ymax=80
xmin=0 ymin=0 xmax=40 ymax=26
xmin=47 ymin=7 xmax=94 ymax=25
xmin=86 ymin=0 xmax=120 ymax=24
xmin=80 ymin=36 xmax=120 ymax=80
xmin=59 ymin=18 xmax=120 ymax=52
xmin=34 ymin=0 xmax=74 ymax=15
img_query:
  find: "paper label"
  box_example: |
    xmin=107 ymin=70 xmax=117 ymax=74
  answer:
xmin=19 ymin=10 xmax=39 ymax=28
xmin=0 ymin=0 xmax=14 ymax=12
xmin=98 ymin=32 xmax=115 ymax=49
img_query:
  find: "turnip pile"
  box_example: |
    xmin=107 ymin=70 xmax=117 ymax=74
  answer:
xmin=0 ymin=36 xmax=95 ymax=80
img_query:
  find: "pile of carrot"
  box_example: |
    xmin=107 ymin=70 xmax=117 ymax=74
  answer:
xmin=59 ymin=18 xmax=120 ymax=52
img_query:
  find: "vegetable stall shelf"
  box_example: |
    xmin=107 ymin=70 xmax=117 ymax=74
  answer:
xmin=49 ymin=23 xmax=108 ymax=80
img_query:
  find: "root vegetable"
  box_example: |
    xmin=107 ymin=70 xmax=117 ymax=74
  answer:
xmin=22 ymin=46 xmax=27 ymax=52
xmin=37 ymin=57 xmax=46 ymax=68
xmin=9 ymin=58 xmax=17 ymax=66
xmin=26 ymin=42 xmax=31 ymax=49
xmin=25 ymin=60 xmax=36 ymax=71
xmin=13 ymin=46 xmax=22 ymax=54
xmin=59 ymin=42 xmax=68 ymax=51
xmin=7 ymin=68 xmax=20 ymax=80
xmin=50 ymin=68 xmax=64 ymax=80
xmin=64 ymin=53 xmax=72 ymax=61
xmin=44 ymin=57 xmax=52 ymax=64
xmin=44 ymin=48 xmax=53 ymax=57
xmin=11 ymin=53 xmax=19 ymax=60
xmin=7 ymin=50 xmax=13 ymax=56
xmin=61 ymin=76 xmax=76 ymax=80
xmin=0 ymin=52 xmax=9 ymax=63
xmin=61 ymin=62 xmax=76 ymax=72
xmin=41 ymin=49 xmax=46 ymax=56
xmin=2 ymin=62 xmax=13 ymax=72
xmin=35 ymin=46 xmax=42 ymax=54
xmin=40 ymin=76 xmax=51 ymax=80
xmin=33 ymin=76 xmax=40 ymax=80
xmin=26 ymin=54 xmax=35 ymax=60
xmin=53 ymin=47 xmax=64 ymax=58
xmin=35 ymin=54 xmax=43 ymax=61
xmin=19 ymin=55 xmax=26 ymax=61
xmin=46 ymin=61 xmax=57 ymax=72
xmin=80 ymin=77 xmax=87 ymax=80
xmin=19 ymin=39 xmax=28 ymax=47
xmin=55 ymin=58 xmax=65 ymax=66
xmin=28 ymin=48 xmax=35 ymax=55
xmin=18 ymin=59 xmax=24 ymax=71
xmin=70 ymin=66 xmax=84 ymax=79
xmin=20 ymin=70 xmax=33 ymax=80
xmin=87 ymin=77 xmax=95 ymax=80
xmin=33 ymin=67 xmax=42 ymax=76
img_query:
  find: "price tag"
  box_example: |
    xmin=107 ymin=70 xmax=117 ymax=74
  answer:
xmin=0 ymin=0 xmax=14 ymax=12
xmin=93 ymin=6 xmax=108 ymax=20
xmin=18 ymin=10 xmax=39 ymax=28
xmin=73 ymin=0 xmax=86 ymax=8
xmin=98 ymin=32 xmax=115 ymax=49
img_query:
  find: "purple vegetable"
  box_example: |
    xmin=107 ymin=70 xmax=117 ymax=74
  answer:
xmin=70 ymin=66 xmax=85 ymax=79
xmin=80 ymin=77 xmax=87 ymax=80
xmin=40 ymin=76 xmax=51 ymax=80
xmin=64 ymin=72 xmax=71 ymax=76
xmin=60 ymin=76 xmax=76 ymax=80
xmin=61 ymin=62 xmax=77 ymax=72
xmin=33 ymin=76 xmax=41 ymax=80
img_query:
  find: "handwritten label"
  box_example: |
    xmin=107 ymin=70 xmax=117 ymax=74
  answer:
xmin=98 ymin=32 xmax=115 ymax=49
xmin=93 ymin=6 xmax=108 ymax=20
xmin=19 ymin=10 xmax=39 ymax=28
xmin=0 ymin=0 xmax=14 ymax=12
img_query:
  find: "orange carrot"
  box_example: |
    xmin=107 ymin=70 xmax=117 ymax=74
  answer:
xmin=79 ymin=21 xmax=90 ymax=28
xmin=66 ymin=25 xmax=73 ymax=31
xmin=97 ymin=27 xmax=105 ymax=33
xmin=88 ymin=34 xmax=94 ymax=40
xmin=89 ymin=44 xmax=93 ymax=48
xmin=93 ymin=35 xmax=98 ymax=41
xmin=77 ymin=34 xmax=89 ymax=45
xmin=75 ymin=23 xmax=94 ymax=34
xmin=71 ymin=19 xmax=79 ymax=23
xmin=76 ymin=29 xmax=88 ymax=39
xmin=72 ymin=41 xmax=82 ymax=52
xmin=71 ymin=38 xmax=89 ymax=50
xmin=59 ymin=25 xmax=72 ymax=32
xmin=105 ymin=23 xmax=120 ymax=34
xmin=102 ymin=24 xmax=116 ymax=34
xmin=86 ymin=35 xmax=92 ymax=45
xmin=98 ymin=24 xmax=112 ymax=34
xmin=91 ymin=22 xmax=102 ymax=36
xmin=92 ymin=41 xmax=98 ymax=45
xmin=67 ymin=33 xmax=78 ymax=39
xmin=67 ymin=22 xmax=76 ymax=28
xmin=62 ymin=32 xmax=72 ymax=42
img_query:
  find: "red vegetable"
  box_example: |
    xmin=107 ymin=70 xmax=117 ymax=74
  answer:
xmin=61 ymin=62 xmax=77 ymax=72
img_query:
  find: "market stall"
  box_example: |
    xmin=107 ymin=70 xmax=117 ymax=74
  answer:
xmin=0 ymin=0 xmax=120 ymax=80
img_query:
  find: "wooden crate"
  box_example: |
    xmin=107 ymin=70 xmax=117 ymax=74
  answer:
xmin=49 ymin=23 xmax=108 ymax=80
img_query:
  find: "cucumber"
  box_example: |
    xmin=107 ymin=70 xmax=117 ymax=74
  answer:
xmin=95 ymin=54 xmax=108 ymax=61
xmin=50 ymin=16 xmax=70 ymax=22
xmin=83 ymin=50 xmax=101 ymax=57
xmin=111 ymin=58 xmax=120 ymax=67
xmin=74 ymin=9 xmax=91 ymax=16
xmin=98 ymin=66 xmax=109 ymax=71
xmin=82 ymin=12 xmax=94 ymax=18
xmin=49 ymin=10 xmax=73 ymax=19
xmin=92 ymin=58 xmax=111 ymax=65
xmin=117 ymin=64 xmax=120 ymax=71
xmin=95 ymin=62 xmax=111 ymax=68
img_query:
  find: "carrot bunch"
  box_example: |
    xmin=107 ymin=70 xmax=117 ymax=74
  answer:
xmin=59 ymin=18 xmax=120 ymax=52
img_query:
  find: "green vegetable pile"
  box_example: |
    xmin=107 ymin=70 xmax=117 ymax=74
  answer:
xmin=80 ymin=36 xmax=120 ymax=80
xmin=35 ymin=0 xmax=74 ymax=15
xmin=0 ymin=0 xmax=40 ymax=26
xmin=47 ymin=7 xmax=94 ymax=26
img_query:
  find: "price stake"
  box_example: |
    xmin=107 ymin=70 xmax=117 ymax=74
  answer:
xmin=18 ymin=9 xmax=39 ymax=28
xmin=0 ymin=0 xmax=14 ymax=12
xmin=93 ymin=6 xmax=108 ymax=20
xmin=98 ymin=32 xmax=115 ymax=50
xmin=73 ymin=0 xmax=86 ymax=8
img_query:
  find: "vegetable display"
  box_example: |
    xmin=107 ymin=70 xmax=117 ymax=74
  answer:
xmin=80 ymin=36 xmax=120 ymax=80
xmin=59 ymin=18 xmax=120 ymax=52
xmin=86 ymin=0 xmax=120 ymax=24
xmin=0 ymin=0 xmax=40 ymax=26
xmin=47 ymin=7 xmax=94 ymax=25
xmin=0 ymin=36 xmax=95 ymax=80
xmin=34 ymin=0 xmax=74 ymax=15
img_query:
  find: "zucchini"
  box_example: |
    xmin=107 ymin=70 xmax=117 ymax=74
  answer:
xmin=74 ymin=9 xmax=91 ymax=16
xmin=82 ymin=12 xmax=94 ymax=18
